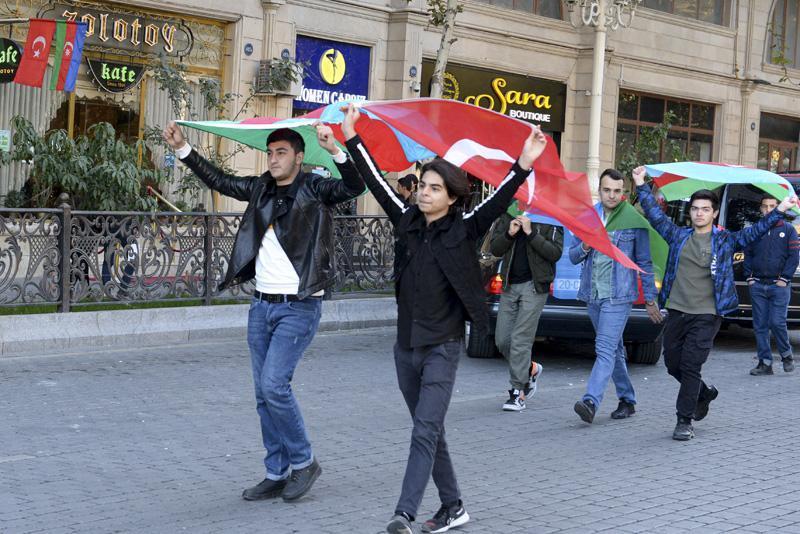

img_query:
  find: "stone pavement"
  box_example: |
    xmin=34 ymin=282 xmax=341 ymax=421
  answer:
xmin=1 ymin=325 xmax=800 ymax=534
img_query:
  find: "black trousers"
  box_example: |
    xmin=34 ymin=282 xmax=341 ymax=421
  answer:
xmin=662 ymin=310 xmax=722 ymax=420
xmin=393 ymin=339 xmax=462 ymax=518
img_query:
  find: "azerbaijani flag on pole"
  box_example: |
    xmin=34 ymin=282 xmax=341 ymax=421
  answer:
xmin=50 ymin=21 xmax=87 ymax=91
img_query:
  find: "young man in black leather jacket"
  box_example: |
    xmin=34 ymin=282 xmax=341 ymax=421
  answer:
xmin=163 ymin=121 xmax=363 ymax=503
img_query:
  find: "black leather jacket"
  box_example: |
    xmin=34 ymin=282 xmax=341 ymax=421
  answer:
xmin=345 ymin=135 xmax=533 ymax=335
xmin=180 ymin=149 xmax=364 ymax=297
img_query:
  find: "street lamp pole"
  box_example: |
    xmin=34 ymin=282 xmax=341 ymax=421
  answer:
xmin=562 ymin=0 xmax=642 ymax=189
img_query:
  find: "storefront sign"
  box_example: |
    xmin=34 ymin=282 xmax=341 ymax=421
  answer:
xmin=0 ymin=38 xmax=22 ymax=83
xmin=40 ymin=2 xmax=193 ymax=57
xmin=422 ymin=60 xmax=567 ymax=131
xmin=0 ymin=130 xmax=10 ymax=152
xmin=293 ymin=36 xmax=370 ymax=111
xmin=87 ymin=58 xmax=145 ymax=93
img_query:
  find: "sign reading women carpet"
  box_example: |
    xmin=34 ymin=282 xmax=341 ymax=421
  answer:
xmin=293 ymin=35 xmax=370 ymax=111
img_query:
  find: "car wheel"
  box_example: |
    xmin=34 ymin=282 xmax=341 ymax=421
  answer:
xmin=467 ymin=327 xmax=500 ymax=359
xmin=627 ymin=338 xmax=662 ymax=365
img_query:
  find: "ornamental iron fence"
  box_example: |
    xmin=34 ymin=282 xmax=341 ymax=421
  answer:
xmin=0 ymin=196 xmax=394 ymax=312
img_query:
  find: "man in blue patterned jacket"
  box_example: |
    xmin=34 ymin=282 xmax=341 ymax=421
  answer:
xmin=632 ymin=166 xmax=798 ymax=441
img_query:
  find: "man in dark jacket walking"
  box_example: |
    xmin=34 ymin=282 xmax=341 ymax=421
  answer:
xmin=341 ymin=104 xmax=547 ymax=534
xmin=632 ymin=166 xmax=797 ymax=441
xmin=490 ymin=210 xmax=563 ymax=411
xmin=163 ymin=121 xmax=364 ymax=502
xmin=745 ymin=194 xmax=800 ymax=375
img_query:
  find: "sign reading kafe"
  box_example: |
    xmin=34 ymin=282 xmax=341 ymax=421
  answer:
xmin=39 ymin=2 xmax=192 ymax=58
xmin=422 ymin=61 xmax=567 ymax=131
xmin=87 ymin=58 xmax=145 ymax=93
xmin=0 ymin=38 xmax=22 ymax=83
xmin=294 ymin=36 xmax=370 ymax=111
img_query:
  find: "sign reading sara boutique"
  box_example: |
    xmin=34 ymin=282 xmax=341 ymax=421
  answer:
xmin=422 ymin=61 xmax=566 ymax=131
xmin=39 ymin=1 xmax=193 ymax=58
xmin=294 ymin=36 xmax=371 ymax=111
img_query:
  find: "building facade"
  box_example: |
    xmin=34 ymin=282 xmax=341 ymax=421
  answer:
xmin=2 ymin=0 xmax=800 ymax=213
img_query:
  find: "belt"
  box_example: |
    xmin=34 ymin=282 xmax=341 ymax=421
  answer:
xmin=253 ymin=291 xmax=307 ymax=303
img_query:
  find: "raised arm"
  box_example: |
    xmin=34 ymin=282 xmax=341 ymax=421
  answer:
xmin=164 ymin=121 xmax=257 ymax=202
xmin=341 ymin=104 xmax=406 ymax=225
xmin=463 ymin=126 xmax=548 ymax=237
xmin=732 ymin=197 xmax=797 ymax=250
xmin=632 ymin=166 xmax=680 ymax=245
xmin=309 ymin=123 xmax=365 ymax=205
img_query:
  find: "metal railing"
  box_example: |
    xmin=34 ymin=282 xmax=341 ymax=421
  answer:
xmin=0 ymin=197 xmax=394 ymax=312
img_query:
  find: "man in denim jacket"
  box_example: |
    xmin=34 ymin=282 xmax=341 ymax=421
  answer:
xmin=570 ymin=169 xmax=663 ymax=424
xmin=632 ymin=166 xmax=798 ymax=440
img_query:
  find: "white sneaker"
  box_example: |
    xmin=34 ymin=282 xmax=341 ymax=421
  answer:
xmin=525 ymin=362 xmax=543 ymax=398
xmin=502 ymin=389 xmax=525 ymax=411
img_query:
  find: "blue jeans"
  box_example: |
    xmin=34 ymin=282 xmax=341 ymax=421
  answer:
xmin=583 ymin=299 xmax=635 ymax=408
xmin=247 ymin=297 xmax=322 ymax=480
xmin=750 ymin=282 xmax=793 ymax=364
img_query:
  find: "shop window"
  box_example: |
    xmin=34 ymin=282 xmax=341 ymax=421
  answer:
xmin=642 ymin=0 xmax=728 ymax=25
xmin=472 ymin=0 xmax=562 ymax=18
xmin=769 ymin=0 xmax=800 ymax=69
xmin=758 ymin=113 xmax=800 ymax=173
xmin=615 ymin=90 xmax=715 ymax=166
xmin=50 ymin=99 xmax=140 ymax=142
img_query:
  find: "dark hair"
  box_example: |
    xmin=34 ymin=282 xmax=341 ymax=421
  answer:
xmin=599 ymin=168 xmax=625 ymax=183
xmin=267 ymin=128 xmax=305 ymax=154
xmin=690 ymin=189 xmax=719 ymax=211
xmin=398 ymin=173 xmax=418 ymax=190
xmin=761 ymin=193 xmax=778 ymax=203
xmin=420 ymin=158 xmax=470 ymax=207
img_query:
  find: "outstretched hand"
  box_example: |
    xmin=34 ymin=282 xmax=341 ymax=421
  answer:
xmin=517 ymin=125 xmax=547 ymax=170
xmin=162 ymin=121 xmax=186 ymax=150
xmin=632 ymin=166 xmax=647 ymax=186
xmin=341 ymin=103 xmax=361 ymax=141
xmin=778 ymin=195 xmax=799 ymax=213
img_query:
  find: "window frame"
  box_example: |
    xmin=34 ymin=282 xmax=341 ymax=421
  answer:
xmin=616 ymin=90 xmax=716 ymax=164
xmin=769 ymin=0 xmax=800 ymax=69
xmin=641 ymin=0 xmax=730 ymax=26
xmin=472 ymin=0 xmax=563 ymax=19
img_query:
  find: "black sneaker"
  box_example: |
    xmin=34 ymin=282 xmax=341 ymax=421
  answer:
xmin=694 ymin=385 xmax=718 ymax=421
xmin=750 ymin=361 xmax=774 ymax=376
xmin=387 ymin=513 xmax=414 ymax=534
xmin=574 ymin=399 xmax=596 ymax=424
xmin=422 ymin=500 xmax=470 ymax=533
xmin=242 ymin=478 xmax=286 ymax=500
xmin=610 ymin=400 xmax=635 ymax=419
xmin=783 ymin=356 xmax=795 ymax=373
xmin=673 ymin=417 xmax=694 ymax=441
xmin=502 ymin=389 xmax=525 ymax=411
xmin=281 ymin=458 xmax=321 ymax=502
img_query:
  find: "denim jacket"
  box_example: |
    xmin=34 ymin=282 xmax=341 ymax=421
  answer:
xmin=569 ymin=203 xmax=658 ymax=304
xmin=637 ymin=183 xmax=784 ymax=316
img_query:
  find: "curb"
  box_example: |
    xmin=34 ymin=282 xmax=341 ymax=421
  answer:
xmin=0 ymin=297 xmax=397 ymax=357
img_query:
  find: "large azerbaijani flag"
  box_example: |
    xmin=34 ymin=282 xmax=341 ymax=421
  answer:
xmin=179 ymin=98 xmax=641 ymax=270
xmin=645 ymin=161 xmax=800 ymax=215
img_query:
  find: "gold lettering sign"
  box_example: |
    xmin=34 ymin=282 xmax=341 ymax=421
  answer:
xmin=47 ymin=3 xmax=192 ymax=58
xmin=464 ymin=77 xmax=552 ymax=115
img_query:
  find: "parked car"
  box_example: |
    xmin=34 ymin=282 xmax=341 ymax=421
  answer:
xmin=467 ymin=171 xmax=800 ymax=364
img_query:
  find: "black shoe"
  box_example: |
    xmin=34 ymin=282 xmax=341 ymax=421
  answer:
xmin=387 ymin=513 xmax=414 ymax=534
xmin=282 ymin=458 xmax=321 ymax=502
xmin=242 ymin=478 xmax=286 ymax=500
xmin=673 ymin=418 xmax=694 ymax=441
xmin=421 ymin=500 xmax=470 ymax=533
xmin=783 ymin=356 xmax=795 ymax=373
xmin=750 ymin=360 xmax=774 ymax=376
xmin=502 ymin=389 xmax=526 ymax=411
xmin=574 ymin=399 xmax=596 ymax=424
xmin=694 ymin=385 xmax=718 ymax=421
xmin=610 ymin=400 xmax=636 ymax=419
